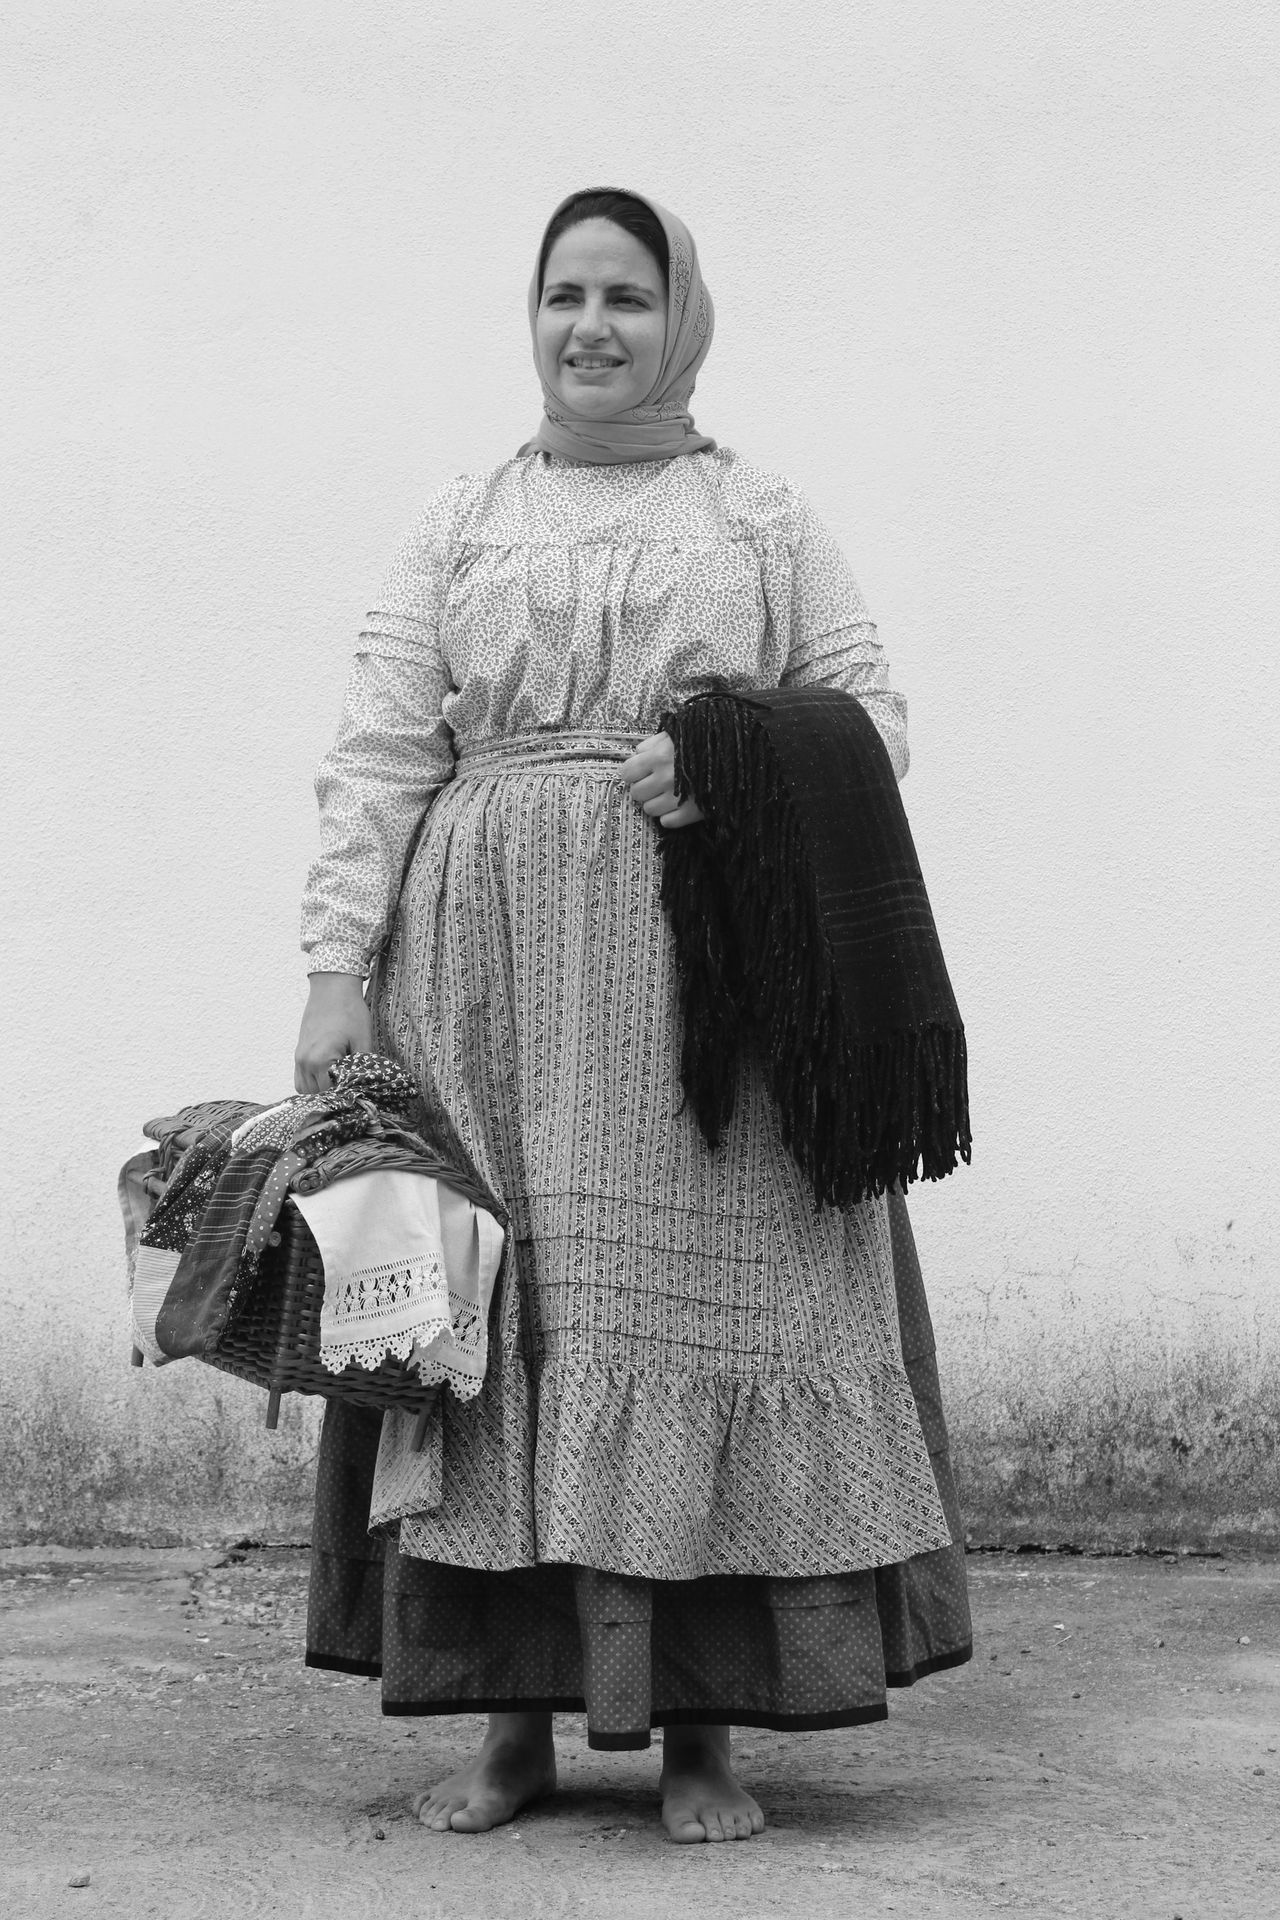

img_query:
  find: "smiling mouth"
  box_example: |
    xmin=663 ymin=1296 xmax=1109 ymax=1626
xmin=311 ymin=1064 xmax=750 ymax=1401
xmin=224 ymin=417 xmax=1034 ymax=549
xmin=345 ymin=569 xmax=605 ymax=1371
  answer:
xmin=565 ymin=354 xmax=625 ymax=370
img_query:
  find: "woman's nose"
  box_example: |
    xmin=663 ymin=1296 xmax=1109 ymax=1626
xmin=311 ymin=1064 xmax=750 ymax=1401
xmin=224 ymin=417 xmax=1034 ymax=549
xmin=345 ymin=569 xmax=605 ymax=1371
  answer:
xmin=574 ymin=298 xmax=611 ymax=341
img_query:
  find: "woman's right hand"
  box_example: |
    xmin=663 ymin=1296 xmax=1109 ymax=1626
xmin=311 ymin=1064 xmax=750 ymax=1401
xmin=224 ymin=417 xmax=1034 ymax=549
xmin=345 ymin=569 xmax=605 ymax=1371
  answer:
xmin=294 ymin=972 xmax=373 ymax=1093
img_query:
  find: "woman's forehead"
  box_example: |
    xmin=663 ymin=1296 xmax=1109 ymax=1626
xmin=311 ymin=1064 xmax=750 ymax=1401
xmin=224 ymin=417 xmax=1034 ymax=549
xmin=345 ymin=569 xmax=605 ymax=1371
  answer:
xmin=542 ymin=219 xmax=663 ymax=290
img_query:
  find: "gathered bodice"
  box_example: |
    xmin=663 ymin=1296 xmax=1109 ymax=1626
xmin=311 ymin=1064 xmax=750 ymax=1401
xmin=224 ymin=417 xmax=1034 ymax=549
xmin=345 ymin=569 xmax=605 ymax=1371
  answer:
xmin=301 ymin=447 xmax=908 ymax=976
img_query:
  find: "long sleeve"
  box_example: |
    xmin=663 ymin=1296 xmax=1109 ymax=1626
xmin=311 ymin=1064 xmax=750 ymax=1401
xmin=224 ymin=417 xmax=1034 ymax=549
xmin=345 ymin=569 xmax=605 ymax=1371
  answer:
xmin=779 ymin=490 xmax=909 ymax=781
xmin=300 ymin=479 xmax=467 ymax=977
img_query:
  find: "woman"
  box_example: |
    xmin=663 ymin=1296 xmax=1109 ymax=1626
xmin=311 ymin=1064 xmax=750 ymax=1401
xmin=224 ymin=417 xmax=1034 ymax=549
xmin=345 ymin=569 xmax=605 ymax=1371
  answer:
xmin=295 ymin=187 xmax=971 ymax=1844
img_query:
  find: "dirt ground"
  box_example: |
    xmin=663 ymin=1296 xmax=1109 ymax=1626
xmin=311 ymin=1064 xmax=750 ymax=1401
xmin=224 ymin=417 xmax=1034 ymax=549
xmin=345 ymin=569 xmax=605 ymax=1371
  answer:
xmin=2 ymin=1545 xmax=1277 ymax=1919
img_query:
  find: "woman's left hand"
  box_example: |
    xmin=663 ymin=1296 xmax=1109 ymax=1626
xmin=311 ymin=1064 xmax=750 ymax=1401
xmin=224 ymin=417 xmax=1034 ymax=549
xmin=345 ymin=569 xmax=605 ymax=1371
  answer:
xmin=619 ymin=732 xmax=705 ymax=828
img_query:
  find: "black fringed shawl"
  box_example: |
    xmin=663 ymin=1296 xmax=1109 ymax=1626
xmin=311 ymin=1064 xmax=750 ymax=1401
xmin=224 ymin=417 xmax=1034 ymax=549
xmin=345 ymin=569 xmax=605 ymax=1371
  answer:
xmin=657 ymin=684 xmax=971 ymax=1211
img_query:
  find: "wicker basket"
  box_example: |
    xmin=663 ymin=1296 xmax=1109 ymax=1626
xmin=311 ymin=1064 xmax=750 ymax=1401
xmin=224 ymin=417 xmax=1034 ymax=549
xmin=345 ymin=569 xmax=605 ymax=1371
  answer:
xmin=200 ymin=1202 xmax=438 ymax=1447
xmin=130 ymin=1134 xmax=506 ymax=1449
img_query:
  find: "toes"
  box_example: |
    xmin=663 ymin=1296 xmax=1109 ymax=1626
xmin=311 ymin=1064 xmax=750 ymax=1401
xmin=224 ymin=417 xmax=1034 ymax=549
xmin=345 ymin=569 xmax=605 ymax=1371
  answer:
xmin=414 ymin=1791 xmax=464 ymax=1831
xmin=750 ymin=1805 xmax=766 ymax=1833
xmin=452 ymin=1799 xmax=511 ymax=1833
xmin=666 ymin=1813 xmax=707 ymax=1844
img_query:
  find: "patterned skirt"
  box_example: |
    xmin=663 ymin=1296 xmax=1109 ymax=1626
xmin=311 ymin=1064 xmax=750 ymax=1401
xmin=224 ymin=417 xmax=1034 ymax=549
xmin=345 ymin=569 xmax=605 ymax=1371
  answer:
xmin=305 ymin=731 xmax=971 ymax=1742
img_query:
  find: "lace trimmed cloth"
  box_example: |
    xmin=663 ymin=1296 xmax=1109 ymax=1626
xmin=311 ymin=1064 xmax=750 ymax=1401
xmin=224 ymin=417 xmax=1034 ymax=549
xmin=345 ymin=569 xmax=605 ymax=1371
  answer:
xmin=290 ymin=1166 xmax=503 ymax=1393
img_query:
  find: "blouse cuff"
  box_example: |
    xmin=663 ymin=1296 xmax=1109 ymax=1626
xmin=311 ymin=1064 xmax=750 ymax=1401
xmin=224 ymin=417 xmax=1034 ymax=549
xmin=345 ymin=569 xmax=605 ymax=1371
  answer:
xmin=304 ymin=946 xmax=373 ymax=982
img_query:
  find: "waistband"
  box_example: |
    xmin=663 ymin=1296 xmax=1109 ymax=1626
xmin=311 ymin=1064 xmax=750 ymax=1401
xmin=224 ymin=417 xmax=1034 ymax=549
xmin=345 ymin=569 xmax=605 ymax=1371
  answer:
xmin=454 ymin=730 xmax=645 ymax=779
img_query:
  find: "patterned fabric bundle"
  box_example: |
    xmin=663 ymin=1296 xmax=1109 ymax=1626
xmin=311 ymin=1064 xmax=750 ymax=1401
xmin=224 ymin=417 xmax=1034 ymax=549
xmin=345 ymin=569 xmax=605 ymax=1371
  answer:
xmin=659 ymin=685 xmax=972 ymax=1211
xmin=125 ymin=1100 xmax=278 ymax=1364
xmin=228 ymin=1050 xmax=419 ymax=1157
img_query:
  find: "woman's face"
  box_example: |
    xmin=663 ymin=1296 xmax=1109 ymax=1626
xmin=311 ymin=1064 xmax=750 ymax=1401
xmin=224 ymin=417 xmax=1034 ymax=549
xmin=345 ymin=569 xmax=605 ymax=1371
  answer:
xmin=536 ymin=218 xmax=666 ymax=419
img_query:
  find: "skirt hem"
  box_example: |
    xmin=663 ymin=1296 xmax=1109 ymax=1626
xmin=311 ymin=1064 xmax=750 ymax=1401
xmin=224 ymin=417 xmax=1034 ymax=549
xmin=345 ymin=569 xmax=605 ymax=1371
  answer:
xmin=306 ymin=1640 xmax=975 ymax=1701
xmin=885 ymin=1642 xmax=972 ymax=1687
xmin=376 ymin=1695 xmax=901 ymax=1748
xmin=305 ymin=1652 xmax=382 ymax=1678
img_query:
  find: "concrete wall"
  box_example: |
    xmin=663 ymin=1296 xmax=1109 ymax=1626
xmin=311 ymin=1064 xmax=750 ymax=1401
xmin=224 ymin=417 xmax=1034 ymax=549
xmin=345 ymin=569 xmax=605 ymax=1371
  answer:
xmin=4 ymin=1 xmax=1278 ymax=1543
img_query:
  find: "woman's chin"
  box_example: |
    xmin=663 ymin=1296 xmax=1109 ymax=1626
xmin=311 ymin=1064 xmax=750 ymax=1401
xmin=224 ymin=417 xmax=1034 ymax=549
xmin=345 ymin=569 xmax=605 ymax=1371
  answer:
xmin=555 ymin=382 xmax=638 ymax=420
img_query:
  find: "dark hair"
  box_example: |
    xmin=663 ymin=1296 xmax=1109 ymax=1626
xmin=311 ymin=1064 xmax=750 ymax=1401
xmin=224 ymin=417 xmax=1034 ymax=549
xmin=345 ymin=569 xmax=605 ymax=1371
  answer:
xmin=536 ymin=189 xmax=669 ymax=298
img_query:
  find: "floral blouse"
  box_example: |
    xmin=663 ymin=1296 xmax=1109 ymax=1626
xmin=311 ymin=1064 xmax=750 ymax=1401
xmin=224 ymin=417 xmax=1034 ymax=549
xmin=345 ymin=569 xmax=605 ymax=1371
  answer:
xmin=301 ymin=447 xmax=908 ymax=976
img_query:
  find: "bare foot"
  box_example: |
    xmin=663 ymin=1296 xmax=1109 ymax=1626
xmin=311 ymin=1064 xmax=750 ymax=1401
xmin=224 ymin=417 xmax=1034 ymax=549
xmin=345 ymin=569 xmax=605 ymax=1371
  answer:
xmin=412 ymin=1711 xmax=556 ymax=1833
xmin=659 ymin=1724 xmax=765 ymax=1843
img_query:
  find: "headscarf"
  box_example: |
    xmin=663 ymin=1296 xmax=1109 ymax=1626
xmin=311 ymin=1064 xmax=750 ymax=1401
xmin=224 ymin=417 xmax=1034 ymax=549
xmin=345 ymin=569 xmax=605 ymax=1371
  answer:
xmin=522 ymin=188 xmax=716 ymax=466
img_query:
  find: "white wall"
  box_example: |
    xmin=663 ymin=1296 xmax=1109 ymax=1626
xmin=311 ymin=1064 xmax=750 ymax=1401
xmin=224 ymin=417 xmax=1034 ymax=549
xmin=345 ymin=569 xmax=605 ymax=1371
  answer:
xmin=4 ymin=1 xmax=1278 ymax=1497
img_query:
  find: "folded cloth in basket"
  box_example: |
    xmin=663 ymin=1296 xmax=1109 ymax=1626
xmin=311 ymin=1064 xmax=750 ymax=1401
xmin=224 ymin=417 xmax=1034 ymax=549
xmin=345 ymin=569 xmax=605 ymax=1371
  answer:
xmin=122 ymin=1099 xmax=267 ymax=1365
xmin=122 ymin=1055 xmax=507 ymax=1395
xmin=288 ymin=1170 xmax=505 ymax=1394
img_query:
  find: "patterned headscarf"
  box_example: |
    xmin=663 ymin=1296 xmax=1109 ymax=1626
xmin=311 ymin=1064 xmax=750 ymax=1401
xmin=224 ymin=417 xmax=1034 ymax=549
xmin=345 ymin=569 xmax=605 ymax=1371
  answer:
xmin=522 ymin=188 xmax=716 ymax=466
